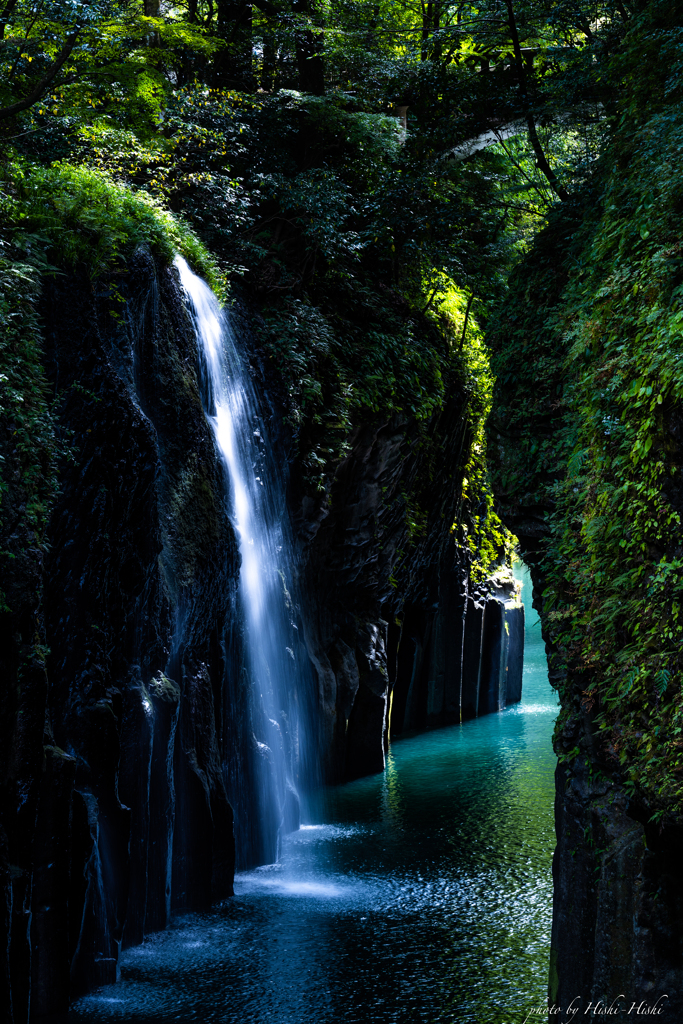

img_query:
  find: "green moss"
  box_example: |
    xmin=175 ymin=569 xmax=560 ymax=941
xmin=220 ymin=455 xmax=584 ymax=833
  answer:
xmin=256 ymin=287 xmax=447 ymax=489
xmin=489 ymin=0 xmax=683 ymax=822
xmin=0 ymin=155 xmax=228 ymax=614
xmin=168 ymin=462 xmax=225 ymax=586
xmin=544 ymin=102 xmax=683 ymax=816
xmin=148 ymin=672 xmax=180 ymax=704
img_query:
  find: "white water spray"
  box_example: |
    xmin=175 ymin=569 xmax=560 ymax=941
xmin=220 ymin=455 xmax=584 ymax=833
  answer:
xmin=174 ymin=256 xmax=307 ymax=866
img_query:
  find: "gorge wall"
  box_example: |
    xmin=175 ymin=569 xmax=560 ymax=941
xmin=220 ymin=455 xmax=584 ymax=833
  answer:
xmin=489 ymin=4 xmax=683 ymax=1013
xmin=0 ymin=228 xmax=522 ymax=1019
xmin=291 ymin=393 xmax=525 ymax=783
xmin=2 ymin=249 xmax=241 ymax=1020
xmin=6 ymin=1 xmax=681 ymax=1020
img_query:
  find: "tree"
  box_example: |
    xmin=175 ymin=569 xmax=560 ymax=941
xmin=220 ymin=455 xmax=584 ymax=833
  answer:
xmin=0 ymin=25 xmax=82 ymax=121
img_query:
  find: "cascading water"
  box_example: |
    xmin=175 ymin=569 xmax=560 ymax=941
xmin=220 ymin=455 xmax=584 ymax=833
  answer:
xmin=174 ymin=256 xmax=310 ymax=867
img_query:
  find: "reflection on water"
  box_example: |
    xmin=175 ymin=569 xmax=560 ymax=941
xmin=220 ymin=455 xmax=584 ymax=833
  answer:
xmin=69 ymin=566 xmax=557 ymax=1024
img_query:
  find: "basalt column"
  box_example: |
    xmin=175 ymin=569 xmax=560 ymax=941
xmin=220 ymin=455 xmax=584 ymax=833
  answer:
xmin=10 ymin=250 xmax=241 ymax=1018
xmin=391 ymin=573 xmax=523 ymax=738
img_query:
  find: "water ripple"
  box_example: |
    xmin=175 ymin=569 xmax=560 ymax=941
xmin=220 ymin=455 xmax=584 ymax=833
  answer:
xmin=69 ymin=566 xmax=557 ymax=1024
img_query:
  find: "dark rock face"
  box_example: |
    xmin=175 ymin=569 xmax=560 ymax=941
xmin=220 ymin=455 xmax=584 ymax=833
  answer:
xmin=550 ymin=747 xmax=683 ymax=1020
xmin=505 ymin=521 xmax=683 ymax=1018
xmin=1 ymin=250 xmax=240 ymax=1020
xmin=292 ymin=394 xmax=524 ymax=782
xmin=1 ymin=258 xmax=525 ymax=1019
xmin=391 ymin=572 xmax=523 ymax=738
xmin=296 ymin=414 xmax=413 ymax=781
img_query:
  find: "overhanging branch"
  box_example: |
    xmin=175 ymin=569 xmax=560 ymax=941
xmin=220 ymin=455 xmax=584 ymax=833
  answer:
xmin=0 ymin=26 xmax=81 ymax=121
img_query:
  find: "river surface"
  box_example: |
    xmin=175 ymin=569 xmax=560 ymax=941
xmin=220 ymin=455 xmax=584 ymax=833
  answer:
xmin=69 ymin=567 xmax=556 ymax=1024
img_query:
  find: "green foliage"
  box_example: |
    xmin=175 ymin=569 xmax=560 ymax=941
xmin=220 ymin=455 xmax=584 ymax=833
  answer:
xmin=439 ymin=285 xmax=515 ymax=585
xmin=0 ymin=251 xmax=57 ymax=611
xmin=461 ymin=442 xmax=517 ymax=588
xmin=1 ymin=158 xmax=223 ymax=292
xmin=0 ymin=0 xmax=629 ymax=615
xmin=490 ymin=0 xmax=683 ymax=820
xmin=0 ymin=0 xmax=217 ymax=133
xmin=256 ymin=281 xmax=448 ymax=491
xmin=0 ymin=153 xmax=222 ymax=612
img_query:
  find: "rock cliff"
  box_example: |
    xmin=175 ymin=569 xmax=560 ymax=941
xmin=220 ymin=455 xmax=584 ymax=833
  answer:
xmin=287 ymin=376 xmax=524 ymax=783
xmin=0 ymin=247 xmax=522 ymax=1019
xmin=2 ymin=251 xmax=239 ymax=1018
xmin=489 ymin=9 xmax=683 ymax=1004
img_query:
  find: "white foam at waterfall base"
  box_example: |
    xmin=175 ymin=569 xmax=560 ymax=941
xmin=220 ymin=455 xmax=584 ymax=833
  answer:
xmin=174 ymin=256 xmax=306 ymax=866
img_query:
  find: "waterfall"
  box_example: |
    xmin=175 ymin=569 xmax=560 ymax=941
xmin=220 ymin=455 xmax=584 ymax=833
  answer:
xmin=174 ymin=256 xmax=309 ymax=868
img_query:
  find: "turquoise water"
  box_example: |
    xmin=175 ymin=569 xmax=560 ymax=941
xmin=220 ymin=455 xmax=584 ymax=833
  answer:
xmin=69 ymin=567 xmax=557 ymax=1024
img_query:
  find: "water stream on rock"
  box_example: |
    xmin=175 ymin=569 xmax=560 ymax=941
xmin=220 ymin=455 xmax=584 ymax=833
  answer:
xmin=69 ymin=564 xmax=557 ymax=1024
xmin=174 ymin=257 xmax=306 ymax=867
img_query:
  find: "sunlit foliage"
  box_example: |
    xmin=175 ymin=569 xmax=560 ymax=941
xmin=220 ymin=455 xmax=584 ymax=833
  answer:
xmin=0 ymin=0 xmax=635 ymax=590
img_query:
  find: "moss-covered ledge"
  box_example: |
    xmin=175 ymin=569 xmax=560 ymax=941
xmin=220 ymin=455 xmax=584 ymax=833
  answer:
xmin=487 ymin=0 xmax=683 ymax=1010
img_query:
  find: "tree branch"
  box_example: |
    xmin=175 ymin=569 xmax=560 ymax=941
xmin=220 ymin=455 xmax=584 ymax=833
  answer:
xmin=0 ymin=26 xmax=81 ymax=121
xmin=492 ymin=131 xmax=554 ymax=203
xmin=504 ymin=0 xmax=568 ymax=202
xmin=459 ymin=292 xmax=473 ymax=350
xmin=0 ymin=0 xmax=18 ymax=40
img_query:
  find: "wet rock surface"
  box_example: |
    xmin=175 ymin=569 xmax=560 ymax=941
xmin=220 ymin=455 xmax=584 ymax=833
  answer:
xmin=290 ymin=392 xmax=524 ymax=783
xmin=1 ymin=251 xmax=240 ymax=1019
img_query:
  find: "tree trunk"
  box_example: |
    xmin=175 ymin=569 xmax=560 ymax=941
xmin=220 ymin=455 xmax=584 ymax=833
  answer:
xmin=293 ymin=0 xmax=324 ymax=95
xmin=144 ymin=0 xmax=161 ymax=46
xmin=459 ymin=293 xmax=473 ymax=351
xmin=0 ymin=27 xmax=81 ymax=121
xmin=364 ymin=2 xmax=381 ymax=52
xmin=260 ymin=21 xmax=277 ymax=91
xmin=214 ymin=0 xmax=255 ymax=90
xmin=421 ymin=0 xmax=440 ymax=61
xmin=0 ymin=0 xmax=18 ymax=40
